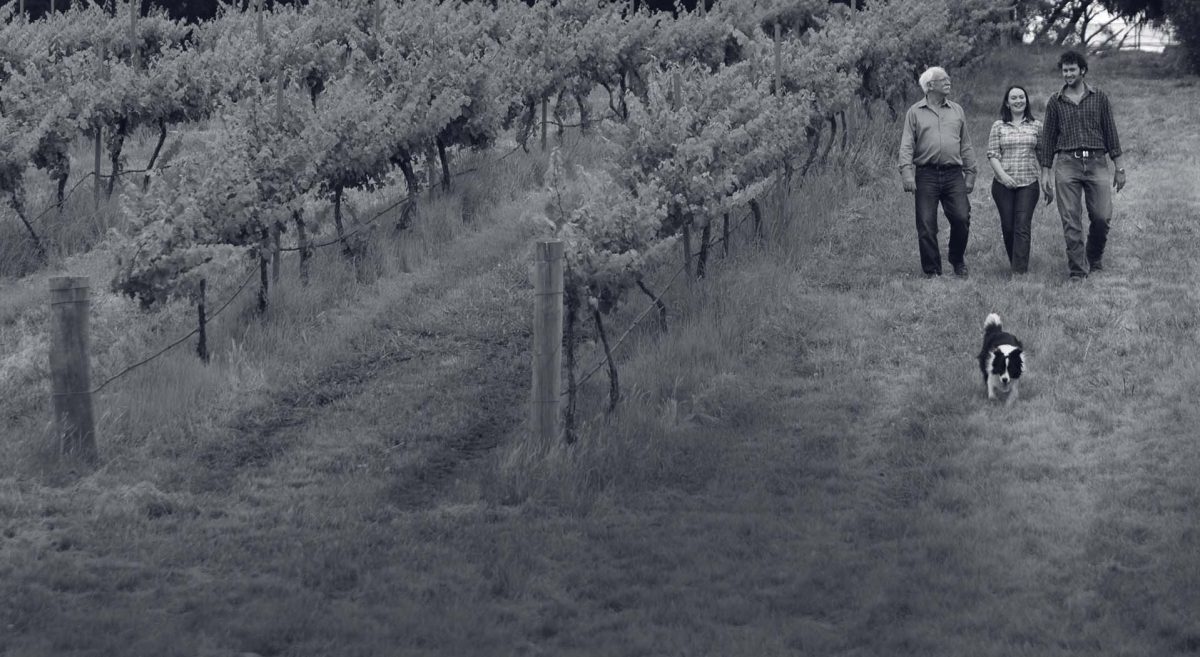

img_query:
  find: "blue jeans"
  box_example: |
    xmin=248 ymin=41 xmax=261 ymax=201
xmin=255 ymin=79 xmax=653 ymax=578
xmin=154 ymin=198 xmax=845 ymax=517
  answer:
xmin=914 ymin=165 xmax=971 ymax=275
xmin=991 ymin=180 xmax=1040 ymax=274
xmin=1053 ymin=152 xmax=1112 ymax=277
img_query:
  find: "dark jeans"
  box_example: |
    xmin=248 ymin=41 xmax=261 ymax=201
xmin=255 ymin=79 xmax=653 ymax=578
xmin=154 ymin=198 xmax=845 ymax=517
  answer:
xmin=990 ymin=180 xmax=1039 ymax=274
xmin=1053 ymin=153 xmax=1112 ymax=277
xmin=914 ymin=165 xmax=971 ymax=275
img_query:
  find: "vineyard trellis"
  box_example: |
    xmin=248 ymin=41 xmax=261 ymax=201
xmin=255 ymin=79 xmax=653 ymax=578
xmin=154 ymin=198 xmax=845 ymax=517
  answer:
xmin=1 ymin=0 xmax=1014 ymax=457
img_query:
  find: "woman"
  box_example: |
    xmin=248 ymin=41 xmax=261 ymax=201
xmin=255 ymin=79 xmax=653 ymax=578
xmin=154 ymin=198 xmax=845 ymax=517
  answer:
xmin=986 ymin=85 xmax=1048 ymax=275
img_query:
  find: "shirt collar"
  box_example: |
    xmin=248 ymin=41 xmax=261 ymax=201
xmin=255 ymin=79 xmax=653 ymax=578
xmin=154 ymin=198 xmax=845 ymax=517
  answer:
xmin=918 ymin=96 xmax=952 ymax=109
xmin=1059 ymin=81 xmax=1093 ymax=99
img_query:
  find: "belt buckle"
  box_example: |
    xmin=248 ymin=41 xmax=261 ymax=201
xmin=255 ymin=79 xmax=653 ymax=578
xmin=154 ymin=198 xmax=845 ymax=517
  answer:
xmin=1081 ymin=149 xmax=1091 ymax=158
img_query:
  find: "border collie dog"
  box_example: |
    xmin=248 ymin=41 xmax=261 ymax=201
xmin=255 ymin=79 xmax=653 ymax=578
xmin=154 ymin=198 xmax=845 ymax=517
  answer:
xmin=978 ymin=313 xmax=1024 ymax=404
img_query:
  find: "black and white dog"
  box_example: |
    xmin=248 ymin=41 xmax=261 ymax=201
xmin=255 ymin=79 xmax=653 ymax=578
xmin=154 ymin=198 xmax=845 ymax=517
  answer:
xmin=978 ymin=313 xmax=1024 ymax=405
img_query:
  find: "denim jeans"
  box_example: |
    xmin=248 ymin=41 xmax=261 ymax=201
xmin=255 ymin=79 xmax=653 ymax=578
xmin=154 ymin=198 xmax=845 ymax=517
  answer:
xmin=991 ymin=180 xmax=1040 ymax=274
xmin=1053 ymin=153 xmax=1112 ymax=277
xmin=914 ymin=165 xmax=971 ymax=275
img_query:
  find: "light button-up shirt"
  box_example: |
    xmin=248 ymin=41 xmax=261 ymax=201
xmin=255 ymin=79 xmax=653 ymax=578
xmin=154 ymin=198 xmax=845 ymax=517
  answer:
xmin=898 ymin=97 xmax=977 ymax=174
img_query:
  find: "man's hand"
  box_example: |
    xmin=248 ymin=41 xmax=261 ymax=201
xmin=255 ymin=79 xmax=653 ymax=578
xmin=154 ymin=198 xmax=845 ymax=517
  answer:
xmin=1113 ymin=169 xmax=1127 ymax=193
xmin=964 ymin=174 xmax=976 ymax=194
xmin=902 ymin=172 xmax=916 ymax=193
xmin=1040 ymin=175 xmax=1054 ymax=201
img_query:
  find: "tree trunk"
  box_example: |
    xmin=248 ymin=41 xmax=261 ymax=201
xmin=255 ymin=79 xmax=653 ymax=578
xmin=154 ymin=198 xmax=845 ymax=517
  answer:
xmin=271 ymin=220 xmax=282 ymax=283
xmin=142 ymin=118 xmax=167 ymax=191
xmin=820 ymin=114 xmax=838 ymax=165
xmin=749 ymin=198 xmax=764 ymax=242
xmin=839 ymin=111 xmax=848 ymax=152
xmin=722 ymin=212 xmax=730 ymax=258
xmin=1036 ymin=0 xmax=1075 ymax=42
xmin=801 ymin=123 xmax=822 ymax=177
xmin=55 ymin=168 xmax=69 ymax=215
xmin=332 ymin=184 xmax=346 ymax=245
xmin=681 ymin=220 xmax=693 ymax=279
xmin=592 ymin=307 xmax=619 ymax=413
xmin=436 ymin=136 xmax=451 ymax=194
xmin=575 ymin=91 xmax=590 ymax=133
xmin=257 ymin=231 xmax=270 ymax=314
xmin=636 ymin=277 xmax=668 ymax=332
xmin=106 ymin=117 xmax=128 ymax=198
xmin=10 ymin=188 xmax=47 ymax=264
xmin=295 ymin=209 xmax=311 ymax=286
xmin=393 ymin=150 xmax=420 ymax=231
xmin=696 ymin=220 xmax=712 ymax=279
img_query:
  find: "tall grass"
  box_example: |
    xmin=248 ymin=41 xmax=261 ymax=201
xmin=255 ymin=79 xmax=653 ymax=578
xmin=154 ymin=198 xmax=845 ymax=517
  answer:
xmin=0 ymin=130 xmax=548 ymax=481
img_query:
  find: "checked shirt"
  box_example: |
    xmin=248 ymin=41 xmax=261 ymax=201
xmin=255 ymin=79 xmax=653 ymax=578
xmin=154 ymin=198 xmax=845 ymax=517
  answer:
xmin=987 ymin=118 xmax=1042 ymax=187
xmin=1036 ymin=82 xmax=1123 ymax=168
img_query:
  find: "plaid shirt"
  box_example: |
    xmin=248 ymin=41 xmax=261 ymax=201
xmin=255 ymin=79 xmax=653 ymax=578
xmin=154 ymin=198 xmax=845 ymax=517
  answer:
xmin=987 ymin=118 xmax=1042 ymax=187
xmin=1037 ymin=82 xmax=1123 ymax=169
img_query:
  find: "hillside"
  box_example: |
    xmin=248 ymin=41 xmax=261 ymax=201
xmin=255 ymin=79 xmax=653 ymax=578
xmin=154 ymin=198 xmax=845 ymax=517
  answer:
xmin=2 ymin=46 xmax=1199 ymax=656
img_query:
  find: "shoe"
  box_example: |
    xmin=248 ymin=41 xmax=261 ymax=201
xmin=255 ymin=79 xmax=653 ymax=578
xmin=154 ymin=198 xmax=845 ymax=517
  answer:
xmin=1068 ymin=274 xmax=1087 ymax=283
xmin=1089 ymin=260 xmax=1103 ymax=273
xmin=953 ymin=264 xmax=969 ymax=278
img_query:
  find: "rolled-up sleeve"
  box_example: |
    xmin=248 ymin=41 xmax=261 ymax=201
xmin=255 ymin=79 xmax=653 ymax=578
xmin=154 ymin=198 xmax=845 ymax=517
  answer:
xmin=986 ymin=121 xmax=1002 ymax=160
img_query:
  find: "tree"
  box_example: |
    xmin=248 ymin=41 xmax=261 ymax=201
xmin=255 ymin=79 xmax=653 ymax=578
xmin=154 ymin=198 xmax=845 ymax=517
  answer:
xmin=1100 ymin=0 xmax=1200 ymax=71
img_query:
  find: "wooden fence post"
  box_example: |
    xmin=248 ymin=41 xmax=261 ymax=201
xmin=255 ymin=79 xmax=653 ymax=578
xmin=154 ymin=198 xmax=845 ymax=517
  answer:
xmin=255 ymin=0 xmax=266 ymax=45
xmin=197 ymin=278 xmax=210 ymax=364
xmin=49 ymin=277 xmax=98 ymax=464
xmin=130 ymin=0 xmax=140 ymax=70
xmin=531 ymin=239 xmax=564 ymax=449
xmin=774 ymin=22 xmax=782 ymax=98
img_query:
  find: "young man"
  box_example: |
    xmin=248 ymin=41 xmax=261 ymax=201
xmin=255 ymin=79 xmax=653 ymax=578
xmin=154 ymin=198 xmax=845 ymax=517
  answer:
xmin=898 ymin=66 xmax=978 ymax=278
xmin=1037 ymin=50 xmax=1127 ymax=281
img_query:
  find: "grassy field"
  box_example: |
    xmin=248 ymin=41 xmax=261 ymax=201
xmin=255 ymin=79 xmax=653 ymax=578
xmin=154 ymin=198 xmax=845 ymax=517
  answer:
xmin=2 ymin=46 xmax=1199 ymax=656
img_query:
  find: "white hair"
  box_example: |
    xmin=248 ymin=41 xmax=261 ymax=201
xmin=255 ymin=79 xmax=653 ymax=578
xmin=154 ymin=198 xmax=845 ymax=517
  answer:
xmin=919 ymin=66 xmax=949 ymax=93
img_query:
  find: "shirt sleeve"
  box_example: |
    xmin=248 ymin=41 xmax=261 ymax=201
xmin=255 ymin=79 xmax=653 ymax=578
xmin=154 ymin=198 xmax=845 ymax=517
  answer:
xmin=1099 ymin=91 xmax=1123 ymax=159
xmin=986 ymin=121 xmax=1002 ymax=160
xmin=959 ymin=107 xmax=977 ymax=175
xmin=898 ymin=108 xmax=915 ymax=171
xmin=1037 ymin=98 xmax=1058 ymax=169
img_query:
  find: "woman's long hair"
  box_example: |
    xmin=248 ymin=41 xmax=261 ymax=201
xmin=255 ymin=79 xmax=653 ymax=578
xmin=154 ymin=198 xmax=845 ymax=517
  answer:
xmin=999 ymin=85 xmax=1037 ymax=123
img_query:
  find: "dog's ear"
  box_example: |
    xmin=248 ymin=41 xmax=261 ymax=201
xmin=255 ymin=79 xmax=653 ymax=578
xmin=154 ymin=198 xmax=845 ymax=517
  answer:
xmin=1009 ymin=349 xmax=1023 ymax=377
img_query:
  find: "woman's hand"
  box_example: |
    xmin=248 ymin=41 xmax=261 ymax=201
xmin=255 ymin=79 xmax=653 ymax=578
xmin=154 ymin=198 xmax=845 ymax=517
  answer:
xmin=997 ymin=172 xmax=1019 ymax=189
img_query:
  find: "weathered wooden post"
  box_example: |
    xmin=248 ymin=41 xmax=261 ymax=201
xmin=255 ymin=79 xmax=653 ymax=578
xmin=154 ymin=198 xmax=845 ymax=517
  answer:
xmin=255 ymin=0 xmax=266 ymax=44
xmin=197 ymin=278 xmax=210 ymax=364
xmin=130 ymin=0 xmax=140 ymax=70
xmin=531 ymin=239 xmax=564 ymax=449
xmin=774 ymin=22 xmax=782 ymax=99
xmin=49 ymin=277 xmax=98 ymax=464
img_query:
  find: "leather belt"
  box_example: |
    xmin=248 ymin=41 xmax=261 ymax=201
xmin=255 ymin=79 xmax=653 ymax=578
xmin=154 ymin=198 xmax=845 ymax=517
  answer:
xmin=1064 ymin=149 xmax=1105 ymax=158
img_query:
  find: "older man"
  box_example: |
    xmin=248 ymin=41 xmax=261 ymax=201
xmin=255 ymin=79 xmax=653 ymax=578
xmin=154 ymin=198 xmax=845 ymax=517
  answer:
xmin=898 ymin=66 xmax=978 ymax=278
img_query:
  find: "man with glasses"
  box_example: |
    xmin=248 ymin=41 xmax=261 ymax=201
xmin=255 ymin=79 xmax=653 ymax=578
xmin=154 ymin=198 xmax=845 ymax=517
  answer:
xmin=1038 ymin=50 xmax=1126 ymax=282
xmin=898 ymin=66 xmax=978 ymax=278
